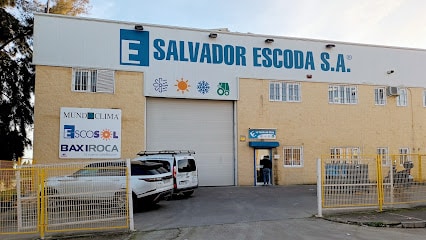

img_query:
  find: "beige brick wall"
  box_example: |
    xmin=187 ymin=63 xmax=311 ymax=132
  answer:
xmin=237 ymin=78 xmax=426 ymax=185
xmin=33 ymin=66 xmax=145 ymax=164
xmin=33 ymin=66 xmax=426 ymax=185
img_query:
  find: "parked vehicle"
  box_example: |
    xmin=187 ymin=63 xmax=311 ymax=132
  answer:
xmin=385 ymin=161 xmax=414 ymax=188
xmin=44 ymin=160 xmax=173 ymax=211
xmin=134 ymin=150 xmax=198 ymax=197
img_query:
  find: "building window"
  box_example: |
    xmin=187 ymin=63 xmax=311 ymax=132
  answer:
xmin=72 ymin=68 xmax=115 ymax=93
xmin=374 ymin=87 xmax=386 ymax=105
xmin=377 ymin=147 xmax=389 ymax=165
xmin=328 ymin=85 xmax=358 ymax=104
xmin=283 ymin=146 xmax=303 ymax=167
xmin=423 ymin=89 xmax=426 ymax=107
xmin=397 ymin=88 xmax=407 ymax=106
xmin=330 ymin=147 xmax=360 ymax=163
xmin=269 ymin=81 xmax=301 ymax=102
xmin=398 ymin=148 xmax=410 ymax=165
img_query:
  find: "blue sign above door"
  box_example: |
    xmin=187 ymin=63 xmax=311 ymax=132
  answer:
xmin=248 ymin=129 xmax=276 ymax=140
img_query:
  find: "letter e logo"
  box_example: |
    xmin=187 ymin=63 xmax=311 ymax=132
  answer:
xmin=120 ymin=29 xmax=149 ymax=66
xmin=64 ymin=125 xmax=75 ymax=139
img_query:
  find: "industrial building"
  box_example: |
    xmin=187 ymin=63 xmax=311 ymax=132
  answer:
xmin=33 ymin=13 xmax=426 ymax=186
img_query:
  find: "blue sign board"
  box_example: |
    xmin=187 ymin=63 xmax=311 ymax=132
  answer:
xmin=248 ymin=129 xmax=276 ymax=140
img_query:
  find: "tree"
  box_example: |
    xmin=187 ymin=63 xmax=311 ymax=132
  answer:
xmin=0 ymin=1 xmax=16 ymax=8
xmin=0 ymin=0 xmax=91 ymax=160
xmin=1 ymin=2 xmax=34 ymax=160
xmin=47 ymin=0 xmax=90 ymax=15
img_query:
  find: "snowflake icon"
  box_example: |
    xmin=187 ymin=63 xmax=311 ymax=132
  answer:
xmin=153 ymin=78 xmax=168 ymax=93
xmin=197 ymin=80 xmax=210 ymax=95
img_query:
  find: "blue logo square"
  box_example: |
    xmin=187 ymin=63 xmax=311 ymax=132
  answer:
xmin=120 ymin=29 xmax=149 ymax=66
xmin=64 ymin=125 xmax=75 ymax=139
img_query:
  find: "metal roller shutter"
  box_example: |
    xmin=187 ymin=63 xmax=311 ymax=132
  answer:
xmin=146 ymin=98 xmax=234 ymax=186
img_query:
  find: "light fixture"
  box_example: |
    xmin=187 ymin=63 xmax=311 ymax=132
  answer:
xmin=387 ymin=70 xmax=395 ymax=74
xmin=326 ymin=44 xmax=336 ymax=48
xmin=134 ymin=25 xmax=144 ymax=31
xmin=265 ymin=38 xmax=274 ymax=43
xmin=209 ymin=33 xmax=218 ymax=38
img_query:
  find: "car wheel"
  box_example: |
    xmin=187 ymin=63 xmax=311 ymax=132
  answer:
xmin=132 ymin=193 xmax=143 ymax=212
xmin=44 ymin=188 xmax=60 ymax=212
xmin=114 ymin=191 xmax=127 ymax=210
xmin=183 ymin=190 xmax=194 ymax=197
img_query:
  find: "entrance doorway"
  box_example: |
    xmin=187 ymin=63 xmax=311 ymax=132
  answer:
xmin=255 ymin=149 xmax=272 ymax=186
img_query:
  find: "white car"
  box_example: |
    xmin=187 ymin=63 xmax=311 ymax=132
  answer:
xmin=134 ymin=150 xmax=199 ymax=197
xmin=44 ymin=160 xmax=173 ymax=211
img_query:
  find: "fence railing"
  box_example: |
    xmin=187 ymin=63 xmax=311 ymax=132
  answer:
xmin=0 ymin=159 xmax=133 ymax=239
xmin=317 ymin=154 xmax=426 ymax=216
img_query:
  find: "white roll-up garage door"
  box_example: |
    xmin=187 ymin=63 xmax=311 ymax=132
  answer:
xmin=146 ymin=98 xmax=235 ymax=186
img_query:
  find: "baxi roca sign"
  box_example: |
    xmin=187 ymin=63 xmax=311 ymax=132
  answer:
xmin=59 ymin=107 xmax=122 ymax=159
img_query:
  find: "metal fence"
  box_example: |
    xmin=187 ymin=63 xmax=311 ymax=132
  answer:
xmin=317 ymin=154 xmax=426 ymax=216
xmin=0 ymin=159 xmax=133 ymax=239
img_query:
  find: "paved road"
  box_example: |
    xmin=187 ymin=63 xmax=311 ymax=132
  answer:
xmin=126 ymin=185 xmax=425 ymax=240
xmin=135 ymin=185 xmax=318 ymax=231
xmin=5 ymin=185 xmax=426 ymax=240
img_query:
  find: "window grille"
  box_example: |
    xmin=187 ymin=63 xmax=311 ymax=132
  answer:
xmin=423 ymin=90 xmax=426 ymax=107
xmin=269 ymin=81 xmax=301 ymax=102
xmin=397 ymin=88 xmax=407 ymax=106
xmin=377 ymin=147 xmax=389 ymax=165
xmin=398 ymin=148 xmax=410 ymax=165
xmin=283 ymin=146 xmax=303 ymax=167
xmin=330 ymin=147 xmax=360 ymax=163
xmin=328 ymin=85 xmax=358 ymax=104
xmin=72 ymin=68 xmax=115 ymax=93
xmin=374 ymin=87 xmax=386 ymax=105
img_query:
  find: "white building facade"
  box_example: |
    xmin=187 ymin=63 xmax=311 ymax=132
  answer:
xmin=33 ymin=13 xmax=426 ymax=186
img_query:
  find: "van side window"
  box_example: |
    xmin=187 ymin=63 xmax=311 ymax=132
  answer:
xmin=178 ymin=159 xmax=196 ymax=172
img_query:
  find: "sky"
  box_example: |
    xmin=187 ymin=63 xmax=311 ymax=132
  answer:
xmin=87 ymin=0 xmax=426 ymax=49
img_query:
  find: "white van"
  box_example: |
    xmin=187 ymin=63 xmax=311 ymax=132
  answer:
xmin=134 ymin=150 xmax=198 ymax=197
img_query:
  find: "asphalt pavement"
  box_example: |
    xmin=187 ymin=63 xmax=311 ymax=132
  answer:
xmin=4 ymin=185 xmax=426 ymax=240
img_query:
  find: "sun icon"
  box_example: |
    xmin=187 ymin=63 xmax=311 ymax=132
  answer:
xmin=100 ymin=129 xmax=112 ymax=140
xmin=175 ymin=78 xmax=190 ymax=93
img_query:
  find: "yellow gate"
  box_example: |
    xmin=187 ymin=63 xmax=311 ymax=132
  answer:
xmin=0 ymin=160 xmax=132 ymax=239
xmin=318 ymin=154 xmax=426 ymax=216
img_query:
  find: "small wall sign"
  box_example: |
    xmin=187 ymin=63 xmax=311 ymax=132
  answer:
xmin=248 ymin=129 xmax=276 ymax=140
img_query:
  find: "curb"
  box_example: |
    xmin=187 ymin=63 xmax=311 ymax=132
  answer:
xmin=323 ymin=216 xmax=426 ymax=228
xmin=322 ymin=216 xmax=398 ymax=228
xmin=321 ymin=206 xmax=426 ymax=229
xmin=401 ymin=221 xmax=426 ymax=228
